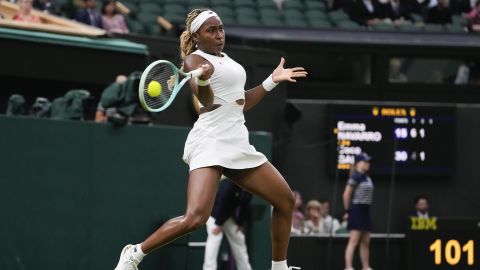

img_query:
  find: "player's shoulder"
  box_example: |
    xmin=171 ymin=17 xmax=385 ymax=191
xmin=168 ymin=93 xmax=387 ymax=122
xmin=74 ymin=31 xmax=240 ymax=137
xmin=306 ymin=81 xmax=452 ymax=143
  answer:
xmin=183 ymin=53 xmax=208 ymax=72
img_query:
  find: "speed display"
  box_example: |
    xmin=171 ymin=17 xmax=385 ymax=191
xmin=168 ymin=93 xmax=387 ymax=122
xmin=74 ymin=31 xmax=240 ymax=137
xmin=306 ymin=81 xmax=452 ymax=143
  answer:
xmin=329 ymin=104 xmax=456 ymax=175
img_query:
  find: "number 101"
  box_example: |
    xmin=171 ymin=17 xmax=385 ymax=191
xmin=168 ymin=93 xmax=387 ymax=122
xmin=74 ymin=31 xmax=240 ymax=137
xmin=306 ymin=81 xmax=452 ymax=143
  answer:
xmin=429 ymin=239 xmax=474 ymax=265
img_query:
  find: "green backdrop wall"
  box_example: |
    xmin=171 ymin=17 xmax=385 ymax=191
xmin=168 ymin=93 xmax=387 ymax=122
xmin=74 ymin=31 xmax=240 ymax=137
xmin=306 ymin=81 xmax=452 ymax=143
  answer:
xmin=0 ymin=116 xmax=272 ymax=270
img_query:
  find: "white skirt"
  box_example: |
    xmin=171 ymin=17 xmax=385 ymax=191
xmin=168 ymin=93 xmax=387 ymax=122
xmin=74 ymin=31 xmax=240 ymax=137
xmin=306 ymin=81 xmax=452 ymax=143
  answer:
xmin=183 ymin=101 xmax=268 ymax=171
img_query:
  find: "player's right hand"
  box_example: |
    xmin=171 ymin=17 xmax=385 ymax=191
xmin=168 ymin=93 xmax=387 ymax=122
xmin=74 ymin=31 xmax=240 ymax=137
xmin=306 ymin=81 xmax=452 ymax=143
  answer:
xmin=198 ymin=63 xmax=213 ymax=81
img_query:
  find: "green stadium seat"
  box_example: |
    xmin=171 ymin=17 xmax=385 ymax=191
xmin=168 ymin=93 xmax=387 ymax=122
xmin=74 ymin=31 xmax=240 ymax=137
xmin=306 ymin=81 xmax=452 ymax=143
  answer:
xmin=187 ymin=0 xmax=210 ymax=6
xmin=136 ymin=12 xmax=158 ymax=23
xmin=397 ymin=23 xmax=423 ymax=32
xmin=235 ymin=7 xmax=258 ymax=18
xmin=285 ymin=18 xmax=308 ymax=27
xmin=305 ymin=0 xmax=327 ymax=11
xmin=328 ymin=10 xmax=350 ymax=22
xmin=122 ymin=2 xmax=139 ymax=16
xmin=257 ymin=0 xmax=278 ymax=9
xmin=424 ymin=23 xmax=445 ymax=32
xmin=165 ymin=0 xmax=185 ymax=4
xmin=215 ymin=6 xmax=235 ymax=18
xmin=283 ymin=0 xmax=304 ymax=10
xmin=234 ymin=0 xmax=256 ymax=8
xmin=139 ymin=3 xmax=162 ymax=13
xmin=445 ymin=24 xmax=466 ymax=33
xmin=410 ymin=13 xmax=424 ymax=23
xmin=260 ymin=8 xmax=282 ymax=20
xmin=163 ymin=12 xmax=186 ymax=23
xmin=305 ymin=10 xmax=328 ymax=21
xmin=236 ymin=16 xmax=261 ymax=26
xmin=144 ymin=23 xmax=161 ymax=36
xmin=220 ymin=16 xmax=236 ymax=24
xmin=211 ymin=0 xmax=232 ymax=8
xmin=451 ymin=15 xmax=468 ymax=26
xmin=335 ymin=20 xmax=362 ymax=30
xmin=372 ymin=22 xmax=396 ymax=31
xmin=164 ymin=4 xmax=186 ymax=14
xmin=308 ymin=18 xmax=332 ymax=28
xmin=126 ymin=18 xmax=144 ymax=33
xmin=283 ymin=9 xmax=305 ymax=20
xmin=261 ymin=17 xmax=284 ymax=26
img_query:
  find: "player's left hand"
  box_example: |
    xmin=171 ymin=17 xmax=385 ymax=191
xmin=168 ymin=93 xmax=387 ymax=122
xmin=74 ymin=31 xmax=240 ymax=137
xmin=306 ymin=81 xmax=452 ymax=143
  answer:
xmin=272 ymin=57 xmax=307 ymax=83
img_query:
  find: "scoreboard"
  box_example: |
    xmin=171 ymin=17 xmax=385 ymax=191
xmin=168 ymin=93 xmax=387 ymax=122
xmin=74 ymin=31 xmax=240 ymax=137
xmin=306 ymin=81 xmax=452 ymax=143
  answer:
xmin=328 ymin=104 xmax=456 ymax=175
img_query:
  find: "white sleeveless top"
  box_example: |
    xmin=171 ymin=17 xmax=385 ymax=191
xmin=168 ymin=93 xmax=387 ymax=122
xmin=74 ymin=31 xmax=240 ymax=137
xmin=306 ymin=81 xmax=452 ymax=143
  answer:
xmin=192 ymin=49 xmax=246 ymax=106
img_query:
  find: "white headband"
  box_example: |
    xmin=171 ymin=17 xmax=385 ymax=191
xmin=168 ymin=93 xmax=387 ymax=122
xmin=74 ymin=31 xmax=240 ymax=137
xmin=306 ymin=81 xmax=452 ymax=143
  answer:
xmin=189 ymin=10 xmax=218 ymax=33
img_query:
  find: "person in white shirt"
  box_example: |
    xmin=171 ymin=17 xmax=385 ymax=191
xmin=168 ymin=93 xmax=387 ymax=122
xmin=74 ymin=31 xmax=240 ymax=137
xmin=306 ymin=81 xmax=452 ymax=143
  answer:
xmin=318 ymin=200 xmax=341 ymax=235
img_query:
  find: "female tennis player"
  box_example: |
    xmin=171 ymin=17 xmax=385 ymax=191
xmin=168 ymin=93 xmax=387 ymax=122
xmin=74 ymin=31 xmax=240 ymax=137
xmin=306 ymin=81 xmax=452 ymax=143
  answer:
xmin=115 ymin=8 xmax=307 ymax=270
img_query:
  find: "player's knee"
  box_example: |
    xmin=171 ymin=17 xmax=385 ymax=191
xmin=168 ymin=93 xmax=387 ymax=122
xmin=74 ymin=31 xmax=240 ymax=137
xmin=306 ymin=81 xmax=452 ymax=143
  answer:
xmin=184 ymin=212 xmax=208 ymax=231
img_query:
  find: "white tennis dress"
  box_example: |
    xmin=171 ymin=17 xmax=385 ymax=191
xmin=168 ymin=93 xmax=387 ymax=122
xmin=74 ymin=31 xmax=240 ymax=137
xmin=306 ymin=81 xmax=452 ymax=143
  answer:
xmin=182 ymin=49 xmax=268 ymax=171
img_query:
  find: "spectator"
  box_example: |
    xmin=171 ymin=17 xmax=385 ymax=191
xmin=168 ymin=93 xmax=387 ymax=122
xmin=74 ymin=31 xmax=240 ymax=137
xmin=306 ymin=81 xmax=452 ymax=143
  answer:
xmin=13 ymin=0 xmax=42 ymax=23
xmin=6 ymin=94 xmax=26 ymax=116
xmin=95 ymin=74 xmax=127 ymax=123
xmin=467 ymin=0 xmax=480 ymax=31
xmin=450 ymin=0 xmax=472 ymax=14
xmin=203 ymin=180 xmax=253 ymax=270
xmin=425 ymin=0 xmax=453 ymax=24
xmin=389 ymin=58 xmax=408 ymax=83
xmin=413 ymin=195 xmax=430 ymax=218
xmin=343 ymin=153 xmax=374 ymax=270
xmin=404 ymin=0 xmax=431 ymax=15
xmin=349 ymin=0 xmax=385 ymax=26
xmin=101 ymin=0 xmax=129 ymax=34
xmin=75 ymin=0 xmax=103 ymax=28
xmin=33 ymin=0 xmax=62 ymax=15
xmin=318 ymin=200 xmax=341 ymax=235
xmin=303 ymin=200 xmax=323 ymax=235
xmin=291 ymin=191 xmax=305 ymax=235
xmin=381 ymin=0 xmax=413 ymax=22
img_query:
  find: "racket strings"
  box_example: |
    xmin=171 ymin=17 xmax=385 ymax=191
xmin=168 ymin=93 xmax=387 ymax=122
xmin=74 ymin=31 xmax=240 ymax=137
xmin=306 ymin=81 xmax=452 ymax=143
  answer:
xmin=143 ymin=63 xmax=176 ymax=110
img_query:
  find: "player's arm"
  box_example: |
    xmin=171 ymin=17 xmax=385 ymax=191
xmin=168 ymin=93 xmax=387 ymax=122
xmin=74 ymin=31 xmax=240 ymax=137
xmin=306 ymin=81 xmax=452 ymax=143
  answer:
xmin=342 ymin=185 xmax=354 ymax=220
xmin=244 ymin=57 xmax=306 ymax=111
xmin=183 ymin=54 xmax=215 ymax=108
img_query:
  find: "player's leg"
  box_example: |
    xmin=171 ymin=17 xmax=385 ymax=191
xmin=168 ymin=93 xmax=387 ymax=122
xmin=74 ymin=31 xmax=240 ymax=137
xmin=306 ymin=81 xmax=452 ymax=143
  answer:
xmin=345 ymin=230 xmax=362 ymax=269
xmin=115 ymin=167 xmax=222 ymax=270
xmin=359 ymin=231 xmax=371 ymax=270
xmin=224 ymin=162 xmax=295 ymax=269
xmin=203 ymin=217 xmax=224 ymax=270
xmin=223 ymin=218 xmax=252 ymax=270
xmin=141 ymin=167 xmax=222 ymax=252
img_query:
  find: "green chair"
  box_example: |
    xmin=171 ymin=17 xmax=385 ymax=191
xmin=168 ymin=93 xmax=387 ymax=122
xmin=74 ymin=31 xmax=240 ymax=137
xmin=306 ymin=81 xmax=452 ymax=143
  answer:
xmin=445 ymin=24 xmax=466 ymax=33
xmin=211 ymin=0 xmax=232 ymax=8
xmin=305 ymin=10 xmax=328 ymax=20
xmin=308 ymin=18 xmax=332 ymax=28
xmin=305 ymin=0 xmax=326 ymax=11
xmin=236 ymin=16 xmax=261 ymax=26
xmin=283 ymin=0 xmax=304 ymax=10
xmin=335 ymin=20 xmax=362 ymax=30
xmin=163 ymin=12 xmax=186 ymax=23
xmin=144 ymin=23 xmax=161 ymax=36
xmin=136 ymin=12 xmax=159 ymax=24
xmin=261 ymin=17 xmax=284 ymax=26
xmin=260 ymin=8 xmax=282 ymax=20
xmin=139 ymin=3 xmax=162 ymax=13
xmin=126 ymin=19 xmax=144 ymax=33
xmin=424 ymin=23 xmax=445 ymax=32
xmin=187 ymin=0 xmax=210 ymax=6
xmin=410 ymin=13 xmax=424 ymax=23
xmin=220 ymin=16 xmax=236 ymax=24
xmin=234 ymin=0 xmax=255 ymax=8
xmin=397 ymin=23 xmax=422 ymax=32
xmin=215 ymin=6 xmax=235 ymax=18
xmin=372 ymin=22 xmax=396 ymax=31
xmin=235 ymin=7 xmax=258 ymax=18
xmin=122 ymin=2 xmax=139 ymax=16
xmin=285 ymin=18 xmax=308 ymax=27
xmin=164 ymin=3 xmax=186 ymax=14
xmin=328 ymin=10 xmax=349 ymax=22
xmin=451 ymin=15 xmax=468 ymax=26
xmin=165 ymin=0 xmax=185 ymax=4
xmin=257 ymin=0 xmax=278 ymax=9
xmin=283 ymin=9 xmax=305 ymax=20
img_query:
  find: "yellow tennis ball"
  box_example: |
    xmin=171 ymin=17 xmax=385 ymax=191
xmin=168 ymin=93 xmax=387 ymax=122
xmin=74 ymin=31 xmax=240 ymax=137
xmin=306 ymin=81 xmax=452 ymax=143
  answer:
xmin=147 ymin=81 xmax=162 ymax=97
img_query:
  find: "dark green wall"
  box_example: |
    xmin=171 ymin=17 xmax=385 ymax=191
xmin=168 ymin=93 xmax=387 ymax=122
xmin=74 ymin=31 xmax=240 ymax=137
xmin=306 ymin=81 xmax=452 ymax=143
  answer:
xmin=0 ymin=116 xmax=271 ymax=270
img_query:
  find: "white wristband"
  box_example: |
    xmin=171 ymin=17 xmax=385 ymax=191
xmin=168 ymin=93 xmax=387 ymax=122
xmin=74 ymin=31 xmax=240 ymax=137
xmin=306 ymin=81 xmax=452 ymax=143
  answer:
xmin=262 ymin=74 xmax=278 ymax=92
xmin=195 ymin=77 xmax=210 ymax=86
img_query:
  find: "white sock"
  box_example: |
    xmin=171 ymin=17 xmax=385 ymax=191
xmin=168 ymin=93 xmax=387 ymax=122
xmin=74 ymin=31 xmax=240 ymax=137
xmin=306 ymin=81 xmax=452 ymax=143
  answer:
xmin=132 ymin=243 xmax=146 ymax=262
xmin=271 ymin=260 xmax=288 ymax=270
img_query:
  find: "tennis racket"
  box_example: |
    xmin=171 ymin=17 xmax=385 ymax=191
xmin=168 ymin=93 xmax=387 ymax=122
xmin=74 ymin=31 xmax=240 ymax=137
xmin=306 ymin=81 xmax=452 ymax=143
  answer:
xmin=138 ymin=60 xmax=203 ymax=112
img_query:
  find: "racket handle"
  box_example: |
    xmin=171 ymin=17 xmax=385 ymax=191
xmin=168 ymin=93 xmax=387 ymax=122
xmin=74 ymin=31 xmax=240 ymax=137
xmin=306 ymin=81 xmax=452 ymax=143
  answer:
xmin=189 ymin=68 xmax=203 ymax=79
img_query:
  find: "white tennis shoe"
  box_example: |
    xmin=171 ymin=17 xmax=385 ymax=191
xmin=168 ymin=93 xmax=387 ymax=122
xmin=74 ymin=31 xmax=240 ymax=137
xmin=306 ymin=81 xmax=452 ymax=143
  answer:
xmin=114 ymin=244 xmax=141 ymax=270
